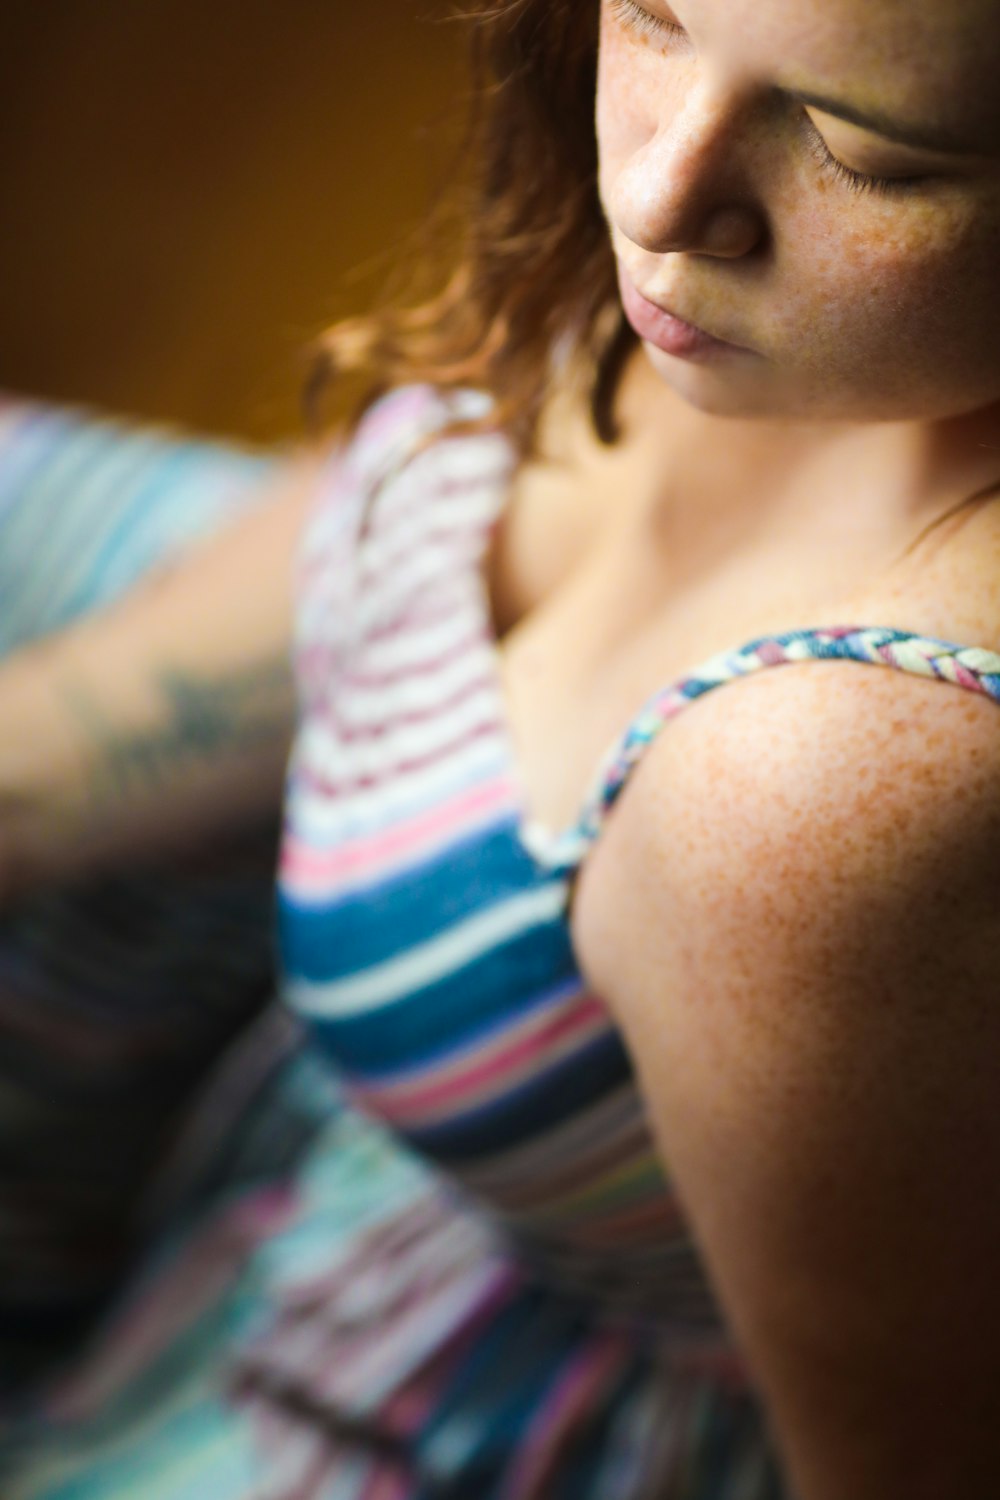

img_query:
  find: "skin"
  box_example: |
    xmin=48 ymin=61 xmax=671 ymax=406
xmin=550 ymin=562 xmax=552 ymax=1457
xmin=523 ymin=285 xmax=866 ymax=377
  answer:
xmin=597 ymin=0 xmax=1000 ymax=437
xmin=559 ymin=3 xmax=1000 ymax=1495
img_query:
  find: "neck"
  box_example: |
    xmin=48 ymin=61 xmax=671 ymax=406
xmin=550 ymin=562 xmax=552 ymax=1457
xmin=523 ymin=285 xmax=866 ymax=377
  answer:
xmin=619 ymin=353 xmax=1000 ymax=534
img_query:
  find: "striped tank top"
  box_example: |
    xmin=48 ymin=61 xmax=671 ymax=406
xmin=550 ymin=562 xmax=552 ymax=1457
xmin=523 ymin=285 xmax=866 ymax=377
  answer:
xmin=262 ymin=383 xmax=1000 ymax=1498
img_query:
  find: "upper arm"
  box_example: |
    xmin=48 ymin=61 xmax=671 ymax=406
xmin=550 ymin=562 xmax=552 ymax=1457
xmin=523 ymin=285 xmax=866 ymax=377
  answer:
xmin=586 ymin=662 xmax=1000 ymax=1500
xmin=0 ymin=447 xmax=324 ymax=895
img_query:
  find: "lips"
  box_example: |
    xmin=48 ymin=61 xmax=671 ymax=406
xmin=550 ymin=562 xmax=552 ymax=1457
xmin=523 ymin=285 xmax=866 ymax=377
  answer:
xmin=617 ymin=264 xmax=746 ymax=360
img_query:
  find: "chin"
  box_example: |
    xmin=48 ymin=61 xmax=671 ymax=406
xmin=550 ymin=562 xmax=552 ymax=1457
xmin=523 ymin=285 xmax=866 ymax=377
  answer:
xmin=640 ymin=344 xmax=918 ymax=424
xmin=642 ymin=345 xmax=780 ymax=420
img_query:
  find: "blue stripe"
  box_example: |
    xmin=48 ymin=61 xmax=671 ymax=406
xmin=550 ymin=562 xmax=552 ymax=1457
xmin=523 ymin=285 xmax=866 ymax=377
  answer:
xmin=0 ymin=406 xmax=62 ymax=517
xmin=357 ymin=974 xmax=586 ymax=1081
xmin=418 ymin=1288 xmax=586 ymax=1494
xmin=405 ymin=1030 xmax=635 ymax=1160
xmin=278 ymin=819 xmax=539 ymax=980
xmin=300 ymin=917 xmax=579 ymax=1071
xmin=549 ymin=1362 xmax=643 ymax=1500
xmin=2 ymin=421 xmax=134 ymax=576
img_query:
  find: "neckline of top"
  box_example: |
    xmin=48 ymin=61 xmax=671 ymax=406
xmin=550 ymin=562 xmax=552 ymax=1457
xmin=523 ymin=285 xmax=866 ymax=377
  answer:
xmin=354 ymin=390 xmax=1000 ymax=880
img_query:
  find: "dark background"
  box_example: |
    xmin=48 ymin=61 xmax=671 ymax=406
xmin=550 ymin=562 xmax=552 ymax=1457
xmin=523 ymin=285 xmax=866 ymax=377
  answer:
xmin=0 ymin=2 xmax=465 ymax=441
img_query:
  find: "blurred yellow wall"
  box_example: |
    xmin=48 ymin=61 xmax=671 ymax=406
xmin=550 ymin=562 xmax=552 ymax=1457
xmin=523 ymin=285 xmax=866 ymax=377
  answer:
xmin=0 ymin=2 xmax=465 ymax=441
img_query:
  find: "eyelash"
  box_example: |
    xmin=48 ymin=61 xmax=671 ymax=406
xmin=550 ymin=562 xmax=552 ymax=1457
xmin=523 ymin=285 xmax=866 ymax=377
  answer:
xmin=607 ymin=0 xmax=926 ymax=200
xmin=802 ymin=121 xmax=914 ymax=198
xmin=607 ymin=0 xmax=684 ymax=45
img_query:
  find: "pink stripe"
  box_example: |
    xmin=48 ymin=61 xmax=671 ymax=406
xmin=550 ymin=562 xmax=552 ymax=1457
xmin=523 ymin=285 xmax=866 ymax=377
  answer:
xmin=499 ymin=1334 xmax=629 ymax=1500
xmin=363 ymin=996 xmax=610 ymax=1120
xmin=291 ymin=715 xmax=506 ymax=799
xmin=756 ymin=639 xmax=788 ymax=667
xmin=332 ymin=667 xmax=498 ymax=745
xmin=295 ymin=606 xmax=490 ymax=709
xmin=350 ymin=518 xmax=493 ymax=606
xmin=379 ymin=1270 xmax=520 ymax=1436
xmin=953 ymin=660 xmax=985 ymax=692
xmin=300 ymin=604 xmax=484 ymax=705
xmin=354 ymin=386 xmax=439 ymax=448
xmin=284 ymin=774 xmax=517 ymax=882
xmin=343 ymin=623 xmax=490 ymax=691
xmin=363 ymin=465 xmax=502 ymax=528
xmin=364 ymin=465 xmax=506 ymax=534
xmin=361 ymin=1469 xmax=409 ymax=1500
xmin=358 ymin=596 xmax=474 ymax=648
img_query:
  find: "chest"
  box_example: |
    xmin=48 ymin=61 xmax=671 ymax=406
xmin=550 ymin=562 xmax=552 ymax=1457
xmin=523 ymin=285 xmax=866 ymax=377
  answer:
xmin=490 ymin=465 xmax=947 ymax=1018
xmin=489 ymin=443 xmax=901 ymax=851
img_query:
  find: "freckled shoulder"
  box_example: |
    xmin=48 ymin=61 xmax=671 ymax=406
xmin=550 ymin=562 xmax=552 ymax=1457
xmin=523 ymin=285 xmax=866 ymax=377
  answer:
xmin=574 ymin=480 xmax=1000 ymax=1006
xmin=576 ymin=522 xmax=1000 ymax=1500
xmin=582 ymin=650 xmax=1000 ymax=979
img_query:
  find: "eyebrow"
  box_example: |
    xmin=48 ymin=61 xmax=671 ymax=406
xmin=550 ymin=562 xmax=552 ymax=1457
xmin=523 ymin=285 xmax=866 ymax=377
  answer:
xmin=787 ymin=88 xmax=982 ymax=157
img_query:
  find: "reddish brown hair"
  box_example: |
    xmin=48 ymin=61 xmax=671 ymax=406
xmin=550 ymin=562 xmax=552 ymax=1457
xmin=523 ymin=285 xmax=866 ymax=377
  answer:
xmin=308 ymin=0 xmax=636 ymax=458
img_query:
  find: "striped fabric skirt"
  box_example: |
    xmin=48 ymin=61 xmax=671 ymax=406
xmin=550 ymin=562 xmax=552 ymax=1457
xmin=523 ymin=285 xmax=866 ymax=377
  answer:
xmin=0 ymin=396 xmax=784 ymax=1500
xmin=0 ymin=394 xmax=292 ymax=1388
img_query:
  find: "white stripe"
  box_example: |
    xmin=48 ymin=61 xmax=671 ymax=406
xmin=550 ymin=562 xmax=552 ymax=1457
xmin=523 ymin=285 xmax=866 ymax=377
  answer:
xmin=350 ymin=600 xmax=486 ymax=675
xmin=287 ymin=883 xmax=567 ymax=1018
xmin=286 ymin=738 xmax=511 ymax=843
xmin=347 ymin=538 xmax=483 ymax=635
xmin=297 ymin=680 xmax=504 ymax=780
xmin=958 ymin=646 xmax=1000 ymax=673
xmin=359 ymin=478 xmax=501 ymax=575
xmin=782 ymin=638 xmax=820 ymax=664
xmin=318 ymin=1261 xmax=506 ymax=1409
xmin=295 ymin=588 xmax=482 ymax=673
xmin=367 ymin=428 xmax=510 ymax=516
xmin=367 ymin=437 xmax=507 ymax=516
xmin=339 ymin=637 xmax=497 ymax=719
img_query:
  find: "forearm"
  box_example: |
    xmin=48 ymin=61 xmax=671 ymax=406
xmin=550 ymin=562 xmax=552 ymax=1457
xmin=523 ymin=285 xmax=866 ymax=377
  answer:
xmin=0 ymin=457 xmax=320 ymax=898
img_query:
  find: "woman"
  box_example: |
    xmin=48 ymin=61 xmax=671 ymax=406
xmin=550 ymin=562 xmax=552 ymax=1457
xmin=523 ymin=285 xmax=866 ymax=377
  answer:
xmin=3 ymin=0 xmax=1000 ymax=1495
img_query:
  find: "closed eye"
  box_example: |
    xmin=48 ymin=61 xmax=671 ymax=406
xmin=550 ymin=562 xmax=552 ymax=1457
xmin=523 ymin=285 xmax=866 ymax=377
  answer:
xmin=607 ymin=0 xmax=686 ymax=45
xmin=803 ymin=118 xmax=932 ymax=198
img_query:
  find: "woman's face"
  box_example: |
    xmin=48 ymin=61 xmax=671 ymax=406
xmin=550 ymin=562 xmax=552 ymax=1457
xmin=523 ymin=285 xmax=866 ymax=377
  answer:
xmin=597 ymin=0 xmax=1000 ymax=422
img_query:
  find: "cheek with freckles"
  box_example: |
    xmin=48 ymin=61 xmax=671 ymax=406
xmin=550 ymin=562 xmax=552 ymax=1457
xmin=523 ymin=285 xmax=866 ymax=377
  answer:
xmin=770 ymin=193 xmax=1000 ymax=417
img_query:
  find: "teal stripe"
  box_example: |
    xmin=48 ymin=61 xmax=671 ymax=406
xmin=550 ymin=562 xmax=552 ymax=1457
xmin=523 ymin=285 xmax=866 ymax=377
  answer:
xmin=0 ymin=401 xmax=274 ymax=650
xmin=0 ymin=408 xmax=86 ymax=516
xmin=68 ymin=445 xmax=272 ymax=618
xmin=0 ymin=419 xmax=115 ymax=565
xmin=2 ymin=434 xmax=172 ymax=640
xmin=24 ymin=1386 xmax=259 ymax=1500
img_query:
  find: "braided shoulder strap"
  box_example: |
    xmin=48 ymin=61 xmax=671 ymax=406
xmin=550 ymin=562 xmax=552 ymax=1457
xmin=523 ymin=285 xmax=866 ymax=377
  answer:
xmin=553 ymin=626 xmax=1000 ymax=870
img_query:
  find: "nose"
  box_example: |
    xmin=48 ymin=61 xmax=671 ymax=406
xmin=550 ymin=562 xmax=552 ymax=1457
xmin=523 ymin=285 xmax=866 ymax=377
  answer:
xmin=610 ymin=78 xmax=765 ymax=260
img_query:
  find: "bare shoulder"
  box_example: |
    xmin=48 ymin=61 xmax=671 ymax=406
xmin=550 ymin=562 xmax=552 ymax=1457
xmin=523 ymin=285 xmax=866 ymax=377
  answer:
xmin=588 ymin=492 xmax=1000 ymax=982
xmin=580 ymin=508 xmax=1000 ymax=1499
xmin=585 ymin=638 xmax=1000 ymax=1063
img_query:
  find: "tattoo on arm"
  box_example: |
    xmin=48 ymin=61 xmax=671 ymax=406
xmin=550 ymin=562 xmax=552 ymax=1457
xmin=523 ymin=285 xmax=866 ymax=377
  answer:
xmin=64 ymin=656 xmax=293 ymax=810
